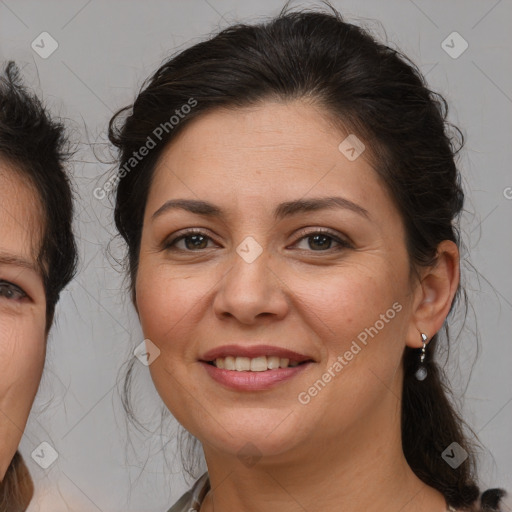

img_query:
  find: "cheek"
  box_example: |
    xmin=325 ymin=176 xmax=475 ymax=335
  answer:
xmin=135 ymin=264 xmax=209 ymax=421
xmin=299 ymin=266 xmax=409 ymax=416
xmin=0 ymin=313 xmax=46 ymax=445
xmin=0 ymin=314 xmax=45 ymax=478
xmin=0 ymin=315 xmax=46 ymax=393
xmin=135 ymin=263 xmax=206 ymax=353
xmin=296 ymin=263 xmax=404 ymax=343
xmin=291 ymin=271 xmax=407 ymax=433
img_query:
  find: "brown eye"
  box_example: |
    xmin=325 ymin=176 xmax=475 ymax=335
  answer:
xmin=293 ymin=230 xmax=352 ymax=252
xmin=164 ymin=230 xmax=216 ymax=251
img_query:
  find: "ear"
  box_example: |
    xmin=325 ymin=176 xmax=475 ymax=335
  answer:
xmin=405 ymin=240 xmax=460 ymax=349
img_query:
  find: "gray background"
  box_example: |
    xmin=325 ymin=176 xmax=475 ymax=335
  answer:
xmin=0 ymin=0 xmax=511 ymax=510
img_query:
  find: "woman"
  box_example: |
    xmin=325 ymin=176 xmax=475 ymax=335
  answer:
xmin=108 ymin=5 xmax=508 ymax=512
xmin=0 ymin=61 xmax=77 ymax=510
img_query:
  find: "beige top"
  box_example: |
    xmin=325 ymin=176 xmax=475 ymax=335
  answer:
xmin=167 ymin=473 xmax=209 ymax=512
xmin=167 ymin=473 xmax=460 ymax=511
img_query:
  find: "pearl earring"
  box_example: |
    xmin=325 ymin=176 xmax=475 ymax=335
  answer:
xmin=415 ymin=332 xmax=428 ymax=381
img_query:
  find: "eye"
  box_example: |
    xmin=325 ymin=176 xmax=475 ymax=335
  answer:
xmin=164 ymin=228 xmax=351 ymax=253
xmin=292 ymin=229 xmax=352 ymax=252
xmin=0 ymin=280 xmax=27 ymax=301
xmin=164 ymin=229 xmax=217 ymax=251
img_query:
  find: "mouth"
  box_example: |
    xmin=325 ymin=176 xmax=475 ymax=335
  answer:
xmin=199 ymin=344 xmax=315 ymax=372
xmin=204 ymin=355 xmax=312 ymax=371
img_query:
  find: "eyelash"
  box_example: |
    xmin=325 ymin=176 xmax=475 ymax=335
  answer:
xmin=164 ymin=228 xmax=352 ymax=253
xmin=0 ymin=280 xmax=27 ymax=301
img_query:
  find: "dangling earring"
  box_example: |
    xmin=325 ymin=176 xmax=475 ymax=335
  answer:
xmin=415 ymin=333 xmax=428 ymax=381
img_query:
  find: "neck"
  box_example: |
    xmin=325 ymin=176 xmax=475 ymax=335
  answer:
xmin=199 ymin=382 xmax=447 ymax=512
xmin=201 ymin=443 xmax=445 ymax=512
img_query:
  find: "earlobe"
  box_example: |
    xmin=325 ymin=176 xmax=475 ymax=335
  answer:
xmin=405 ymin=240 xmax=460 ymax=349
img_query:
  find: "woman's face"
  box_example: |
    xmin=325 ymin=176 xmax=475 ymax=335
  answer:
xmin=0 ymin=165 xmax=46 ymax=480
xmin=136 ymin=101 xmax=424 ymax=463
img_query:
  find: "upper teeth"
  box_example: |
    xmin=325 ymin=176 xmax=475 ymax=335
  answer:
xmin=213 ymin=356 xmax=300 ymax=371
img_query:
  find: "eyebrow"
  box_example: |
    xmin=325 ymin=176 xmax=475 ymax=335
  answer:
xmin=151 ymin=196 xmax=370 ymax=222
xmin=0 ymin=251 xmax=38 ymax=273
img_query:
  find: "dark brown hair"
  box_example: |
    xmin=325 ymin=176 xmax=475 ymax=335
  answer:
xmin=108 ymin=4 xmax=505 ymax=510
xmin=0 ymin=452 xmax=34 ymax=512
xmin=0 ymin=61 xmax=78 ymax=509
xmin=0 ymin=61 xmax=78 ymax=331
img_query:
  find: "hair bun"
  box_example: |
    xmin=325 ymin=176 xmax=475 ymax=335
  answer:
xmin=480 ymin=488 xmax=508 ymax=511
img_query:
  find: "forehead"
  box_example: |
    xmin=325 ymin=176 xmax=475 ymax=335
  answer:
xmin=146 ymin=100 xmax=393 ymax=222
xmin=0 ymin=161 xmax=43 ymax=268
xmin=157 ymin=100 xmax=346 ymax=166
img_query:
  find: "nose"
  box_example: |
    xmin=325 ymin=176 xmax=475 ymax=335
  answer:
xmin=212 ymin=239 xmax=289 ymax=325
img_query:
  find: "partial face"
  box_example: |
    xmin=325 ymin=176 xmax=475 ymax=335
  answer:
xmin=136 ymin=101 xmax=417 ymax=462
xmin=0 ymin=164 xmax=46 ymax=480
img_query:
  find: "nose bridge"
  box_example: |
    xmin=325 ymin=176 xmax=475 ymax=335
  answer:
xmin=229 ymin=233 xmax=273 ymax=296
xmin=214 ymin=233 xmax=287 ymax=322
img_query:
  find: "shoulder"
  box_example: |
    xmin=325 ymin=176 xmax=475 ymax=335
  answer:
xmin=166 ymin=472 xmax=210 ymax=512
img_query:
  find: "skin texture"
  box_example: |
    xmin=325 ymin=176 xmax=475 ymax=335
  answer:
xmin=135 ymin=100 xmax=460 ymax=512
xmin=0 ymin=164 xmax=46 ymax=481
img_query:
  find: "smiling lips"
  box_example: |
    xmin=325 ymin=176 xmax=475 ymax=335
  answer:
xmin=201 ymin=344 xmax=313 ymax=371
xmin=200 ymin=344 xmax=314 ymax=390
xmin=213 ymin=355 xmax=299 ymax=371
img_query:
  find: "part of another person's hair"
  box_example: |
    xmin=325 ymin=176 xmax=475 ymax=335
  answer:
xmin=0 ymin=61 xmax=78 ymax=331
xmin=0 ymin=452 xmax=33 ymax=512
xmin=108 ymin=4 xmax=505 ymax=510
xmin=0 ymin=61 xmax=78 ymax=509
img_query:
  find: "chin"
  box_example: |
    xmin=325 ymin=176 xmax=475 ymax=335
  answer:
xmin=190 ymin=414 xmax=304 ymax=461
